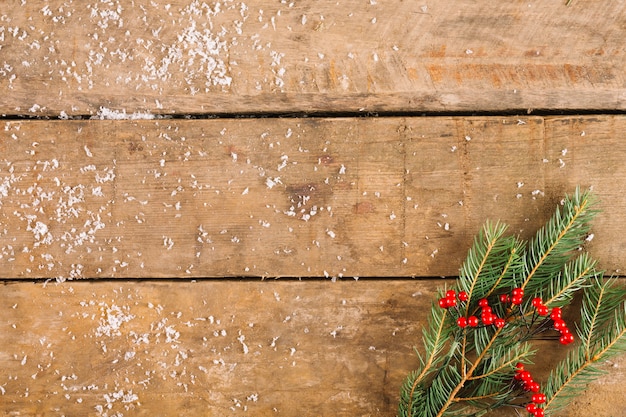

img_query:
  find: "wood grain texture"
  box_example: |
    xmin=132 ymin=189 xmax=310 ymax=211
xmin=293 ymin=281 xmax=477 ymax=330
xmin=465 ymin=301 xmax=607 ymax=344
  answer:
xmin=1 ymin=0 xmax=624 ymax=116
xmin=0 ymin=280 xmax=624 ymax=417
xmin=2 ymin=115 xmax=626 ymax=279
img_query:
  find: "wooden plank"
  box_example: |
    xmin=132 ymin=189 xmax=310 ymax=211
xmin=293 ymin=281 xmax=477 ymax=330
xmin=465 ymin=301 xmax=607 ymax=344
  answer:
xmin=1 ymin=1 xmax=624 ymax=116
xmin=2 ymin=115 xmax=626 ymax=279
xmin=0 ymin=280 xmax=624 ymax=416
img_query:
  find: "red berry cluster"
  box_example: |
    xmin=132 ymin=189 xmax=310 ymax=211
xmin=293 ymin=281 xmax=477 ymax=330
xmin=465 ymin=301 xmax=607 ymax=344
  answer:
xmin=500 ymin=287 xmax=525 ymax=305
xmin=530 ymin=297 xmax=574 ymax=345
xmin=438 ymin=289 xmax=466 ymax=309
xmin=439 ymin=288 xmax=575 ymax=345
xmin=471 ymin=297 xmax=506 ymax=328
xmin=549 ymin=306 xmax=574 ymax=345
xmin=514 ymin=363 xmax=546 ymax=417
xmin=502 ymin=289 xmax=575 ymax=346
xmin=436 ymin=287 xmax=574 ymax=414
xmin=439 ymin=290 xmax=506 ymax=329
xmin=531 ymin=297 xmax=549 ymax=316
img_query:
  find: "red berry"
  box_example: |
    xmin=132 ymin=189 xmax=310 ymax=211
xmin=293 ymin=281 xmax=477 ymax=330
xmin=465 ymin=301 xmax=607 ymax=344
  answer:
xmin=457 ymin=317 xmax=468 ymax=328
xmin=519 ymin=371 xmax=532 ymax=382
xmin=550 ymin=307 xmax=562 ymax=320
xmin=446 ymin=289 xmax=456 ymax=299
xmin=468 ymin=316 xmax=479 ymax=327
xmin=494 ymin=318 xmax=506 ymax=328
xmin=478 ymin=298 xmax=489 ymax=307
xmin=438 ymin=297 xmax=455 ymax=308
xmin=537 ymin=305 xmax=549 ymax=316
xmin=458 ymin=291 xmax=468 ymax=301
xmin=499 ymin=294 xmax=510 ymax=303
xmin=532 ymin=393 xmax=546 ymax=404
xmin=534 ymin=408 xmax=545 ymax=417
xmin=532 ymin=297 xmax=543 ymax=307
xmin=526 ymin=403 xmax=537 ymax=413
xmin=482 ymin=314 xmax=494 ymax=325
xmin=512 ymin=287 xmax=524 ymax=297
xmin=560 ymin=327 xmax=571 ymax=335
xmin=553 ymin=318 xmax=566 ymax=330
xmin=560 ymin=333 xmax=575 ymax=345
xmin=527 ymin=381 xmax=540 ymax=392
xmin=511 ymin=295 xmax=523 ymax=305
xmin=515 ymin=362 xmax=525 ymax=372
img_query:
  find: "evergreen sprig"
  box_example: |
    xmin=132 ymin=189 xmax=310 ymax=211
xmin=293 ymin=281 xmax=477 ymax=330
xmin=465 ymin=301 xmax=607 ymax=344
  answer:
xmin=542 ymin=277 xmax=626 ymax=414
xmin=457 ymin=221 xmax=523 ymax=307
xmin=399 ymin=188 xmax=626 ymax=417
xmin=522 ymin=188 xmax=597 ymax=294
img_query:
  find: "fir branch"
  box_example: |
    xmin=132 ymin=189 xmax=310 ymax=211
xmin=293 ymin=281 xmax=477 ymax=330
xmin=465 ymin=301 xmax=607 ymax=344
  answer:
xmin=482 ymin=238 xmax=525 ymax=300
xmin=540 ymin=253 xmax=597 ymax=307
xmin=399 ymin=371 xmax=427 ymax=417
xmin=399 ymin=188 xmax=623 ymax=417
xmin=459 ymin=342 xmax=532 ymax=412
xmin=431 ymin=327 xmax=505 ymax=417
xmin=399 ymin=298 xmax=454 ymax=416
xmin=453 ymin=392 xmax=501 ymax=407
xmin=543 ymin=278 xmax=626 ymax=414
xmin=426 ymin=365 xmax=465 ymax=417
xmin=470 ymin=326 xmax=494 ymax=357
xmin=542 ymin=346 xmax=595 ymax=411
xmin=579 ymin=276 xmax=626 ymax=358
xmin=522 ymin=187 xmax=597 ymax=293
xmin=419 ymin=298 xmax=454 ymax=381
xmin=459 ymin=221 xmax=515 ymax=313
xmin=468 ymin=343 xmax=531 ymax=381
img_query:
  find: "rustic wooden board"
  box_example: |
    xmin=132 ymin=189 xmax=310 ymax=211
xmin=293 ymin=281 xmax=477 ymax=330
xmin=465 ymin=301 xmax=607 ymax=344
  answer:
xmin=1 ymin=1 xmax=624 ymax=116
xmin=0 ymin=280 xmax=623 ymax=417
xmin=2 ymin=115 xmax=625 ymax=279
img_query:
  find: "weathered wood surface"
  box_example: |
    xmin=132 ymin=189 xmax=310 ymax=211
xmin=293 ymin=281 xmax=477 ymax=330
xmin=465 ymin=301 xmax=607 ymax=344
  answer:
xmin=0 ymin=280 xmax=623 ymax=417
xmin=2 ymin=115 xmax=625 ymax=279
xmin=1 ymin=1 xmax=625 ymax=116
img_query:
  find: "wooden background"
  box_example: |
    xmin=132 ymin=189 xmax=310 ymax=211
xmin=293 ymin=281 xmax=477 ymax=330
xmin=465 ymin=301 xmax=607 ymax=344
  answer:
xmin=1 ymin=1 xmax=625 ymax=416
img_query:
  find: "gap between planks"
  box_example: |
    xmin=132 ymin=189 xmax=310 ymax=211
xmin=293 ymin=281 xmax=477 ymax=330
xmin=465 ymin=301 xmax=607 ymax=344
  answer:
xmin=3 ymin=109 xmax=626 ymax=121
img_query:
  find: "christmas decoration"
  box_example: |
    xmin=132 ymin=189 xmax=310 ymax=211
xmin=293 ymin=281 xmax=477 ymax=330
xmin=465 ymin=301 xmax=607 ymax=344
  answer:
xmin=399 ymin=188 xmax=626 ymax=417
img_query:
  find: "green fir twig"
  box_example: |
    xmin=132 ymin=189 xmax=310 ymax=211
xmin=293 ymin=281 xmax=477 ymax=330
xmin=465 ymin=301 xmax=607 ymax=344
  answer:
xmin=398 ymin=188 xmax=626 ymax=417
xmin=542 ymin=277 xmax=626 ymax=414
